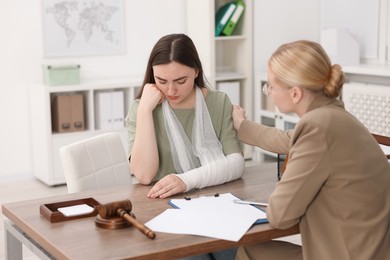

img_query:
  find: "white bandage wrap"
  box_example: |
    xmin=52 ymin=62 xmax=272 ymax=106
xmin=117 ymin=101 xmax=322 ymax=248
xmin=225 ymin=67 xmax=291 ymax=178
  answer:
xmin=163 ymin=87 xmax=244 ymax=192
xmin=163 ymin=87 xmax=225 ymax=174
xmin=176 ymin=153 xmax=244 ymax=192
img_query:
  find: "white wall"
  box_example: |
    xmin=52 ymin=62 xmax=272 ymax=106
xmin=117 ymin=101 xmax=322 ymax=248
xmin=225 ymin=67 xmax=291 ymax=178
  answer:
xmin=0 ymin=0 xmax=322 ymax=180
xmin=0 ymin=0 xmax=186 ymax=180
xmin=254 ymin=0 xmax=321 ymax=75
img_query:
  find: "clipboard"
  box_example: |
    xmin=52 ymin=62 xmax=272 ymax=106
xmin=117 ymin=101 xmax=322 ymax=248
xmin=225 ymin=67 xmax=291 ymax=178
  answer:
xmin=168 ymin=193 xmax=268 ymax=225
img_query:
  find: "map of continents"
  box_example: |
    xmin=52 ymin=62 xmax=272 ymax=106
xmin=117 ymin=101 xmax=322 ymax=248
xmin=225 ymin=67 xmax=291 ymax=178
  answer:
xmin=44 ymin=0 xmax=124 ymax=56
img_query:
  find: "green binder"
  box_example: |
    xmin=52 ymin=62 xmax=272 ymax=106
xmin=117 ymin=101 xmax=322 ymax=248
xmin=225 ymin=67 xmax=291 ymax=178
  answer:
xmin=215 ymin=2 xmax=237 ymax=36
xmin=222 ymin=0 xmax=245 ymax=36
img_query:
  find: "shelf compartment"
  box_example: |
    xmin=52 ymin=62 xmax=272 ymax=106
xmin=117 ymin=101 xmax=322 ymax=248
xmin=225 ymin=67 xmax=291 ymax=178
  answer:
xmin=215 ymin=40 xmax=248 ymax=75
xmin=214 ymin=0 xmax=248 ymax=36
xmin=94 ymin=89 xmax=126 ymax=131
xmin=50 ymin=91 xmax=89 ymax=134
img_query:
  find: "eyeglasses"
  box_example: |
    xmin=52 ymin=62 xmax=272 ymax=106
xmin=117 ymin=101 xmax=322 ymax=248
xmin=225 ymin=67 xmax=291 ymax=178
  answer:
xmin=263 ymin=82 xmax=293 ymax=96
xmin=262 ymin=82 xmax=272 ymax=96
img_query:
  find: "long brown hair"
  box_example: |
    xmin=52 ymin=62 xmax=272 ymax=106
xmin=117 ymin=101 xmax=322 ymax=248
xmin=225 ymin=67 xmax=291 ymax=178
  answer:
xmin=136 ymin=34 xmax=207 ymax=99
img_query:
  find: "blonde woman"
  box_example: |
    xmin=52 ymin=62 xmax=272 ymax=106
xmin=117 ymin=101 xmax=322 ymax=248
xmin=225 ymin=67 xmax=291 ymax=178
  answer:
xmin=233 ymin=40 xmax=390 ymax=260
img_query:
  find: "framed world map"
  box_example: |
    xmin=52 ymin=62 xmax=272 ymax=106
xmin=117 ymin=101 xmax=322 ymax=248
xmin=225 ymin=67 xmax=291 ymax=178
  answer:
xmin=43 ymin=0 xmax=125 ymax=57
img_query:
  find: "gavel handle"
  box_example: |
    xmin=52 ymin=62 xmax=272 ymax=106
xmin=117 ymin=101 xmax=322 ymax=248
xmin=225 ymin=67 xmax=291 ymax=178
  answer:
xmin=117 ymin=208 xmax=156 ymax=239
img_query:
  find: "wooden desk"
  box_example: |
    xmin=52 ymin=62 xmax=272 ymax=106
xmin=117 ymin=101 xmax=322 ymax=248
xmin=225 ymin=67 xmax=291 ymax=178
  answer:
xmin=2 ymin=163 xmax=299 ymax=259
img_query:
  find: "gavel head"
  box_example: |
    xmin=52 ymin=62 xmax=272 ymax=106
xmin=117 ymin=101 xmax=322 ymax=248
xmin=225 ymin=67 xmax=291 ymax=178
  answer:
xmin=98 ymin=199 xmax=132 ymax=219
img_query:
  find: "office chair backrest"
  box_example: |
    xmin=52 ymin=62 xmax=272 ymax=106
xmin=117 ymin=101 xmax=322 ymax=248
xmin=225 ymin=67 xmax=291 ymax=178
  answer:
xmin=59 ymin=132 xmax=132 ymax=193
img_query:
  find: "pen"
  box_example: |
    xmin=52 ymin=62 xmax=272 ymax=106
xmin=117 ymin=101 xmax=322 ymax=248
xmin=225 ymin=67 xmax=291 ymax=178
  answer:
xmin=234 ymin=199 xmax=268 ymax=207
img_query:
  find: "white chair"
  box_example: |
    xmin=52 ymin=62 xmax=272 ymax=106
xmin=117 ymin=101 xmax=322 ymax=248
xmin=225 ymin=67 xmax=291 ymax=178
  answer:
xmin=59 ymin=132 xmax=133 ymax=193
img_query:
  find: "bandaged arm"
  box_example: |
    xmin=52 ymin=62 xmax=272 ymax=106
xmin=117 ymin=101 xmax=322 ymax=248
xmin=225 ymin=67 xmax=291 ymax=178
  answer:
xmin=176 ymin=153 xmax=245 ymax=192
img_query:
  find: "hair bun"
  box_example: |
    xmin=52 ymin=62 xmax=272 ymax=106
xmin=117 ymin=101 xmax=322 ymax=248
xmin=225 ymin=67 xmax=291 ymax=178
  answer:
xmin=324 ymin=64 xmax=345 ymax=98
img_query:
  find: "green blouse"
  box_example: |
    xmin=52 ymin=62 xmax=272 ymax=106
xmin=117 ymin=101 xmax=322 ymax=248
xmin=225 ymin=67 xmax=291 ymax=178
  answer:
xmin=125 ymin=89 xmax=242 ymax=181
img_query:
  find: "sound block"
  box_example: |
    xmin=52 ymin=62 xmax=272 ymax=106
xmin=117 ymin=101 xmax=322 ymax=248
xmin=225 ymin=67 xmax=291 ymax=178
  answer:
xmin=95 ymin=213 xmax=136 ymax=229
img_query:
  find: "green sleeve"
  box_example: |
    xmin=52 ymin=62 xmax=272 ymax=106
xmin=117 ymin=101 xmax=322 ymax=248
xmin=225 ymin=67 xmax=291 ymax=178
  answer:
xmin=124 ymin=99 xmax=139 ymax=160
xmin=206 ymin=91 xmax=242 ymax=155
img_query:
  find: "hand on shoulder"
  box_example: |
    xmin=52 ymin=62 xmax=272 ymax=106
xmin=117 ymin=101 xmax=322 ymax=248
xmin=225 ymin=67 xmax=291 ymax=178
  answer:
xmin=232 ymin=105 xmax=246 ymax=130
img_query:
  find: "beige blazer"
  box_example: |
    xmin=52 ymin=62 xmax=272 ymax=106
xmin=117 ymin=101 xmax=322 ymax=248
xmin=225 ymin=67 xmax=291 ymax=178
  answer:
xmin=238 ymin=96 xmax=390 ymax=260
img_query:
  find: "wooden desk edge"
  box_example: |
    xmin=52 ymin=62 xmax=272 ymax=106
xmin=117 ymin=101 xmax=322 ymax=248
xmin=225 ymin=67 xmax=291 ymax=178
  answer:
xmin=1 ymin=163 xmax=301 ymax=259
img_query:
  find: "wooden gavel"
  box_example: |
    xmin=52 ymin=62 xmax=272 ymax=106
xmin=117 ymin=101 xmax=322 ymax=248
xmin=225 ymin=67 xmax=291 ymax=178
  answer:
xmin=98 ymin=200 xmax=156 ymax=239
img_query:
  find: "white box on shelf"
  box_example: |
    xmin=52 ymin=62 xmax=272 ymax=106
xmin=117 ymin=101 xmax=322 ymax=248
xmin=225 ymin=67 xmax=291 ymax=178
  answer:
xmin=320 ymin=28 xmax=360 ymax=66
xmin=217 ymin=81 xmax=240 ymax=105
xmin=111 ymin=91 xmax=125 ymax=129
xmin=95 ymin=92 xmax=112 ymax=130
xmin=95 ymin=91 xmax=124 ymax=130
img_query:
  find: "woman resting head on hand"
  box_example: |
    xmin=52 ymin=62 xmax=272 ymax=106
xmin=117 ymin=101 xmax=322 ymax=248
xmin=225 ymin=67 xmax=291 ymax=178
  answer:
xmin=125 ymin=33 xmax=244 ymax=199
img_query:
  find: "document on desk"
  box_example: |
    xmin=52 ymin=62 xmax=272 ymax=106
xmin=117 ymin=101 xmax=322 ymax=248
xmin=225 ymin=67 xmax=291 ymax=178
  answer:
xmin=380 ymin=144 xmax=390 ymax=156
xmin=145 ymin=193 xmax=267 ymax=242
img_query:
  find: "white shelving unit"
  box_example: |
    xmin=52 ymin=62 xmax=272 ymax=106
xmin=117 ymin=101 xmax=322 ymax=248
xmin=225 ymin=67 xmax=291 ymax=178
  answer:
xmin=29 ymin=78 xmax=142 ymax=186
xmin=254 ymin=75 xmax=299 ymax=161
xmin=186 ymin=0 xmax=253 ymax=158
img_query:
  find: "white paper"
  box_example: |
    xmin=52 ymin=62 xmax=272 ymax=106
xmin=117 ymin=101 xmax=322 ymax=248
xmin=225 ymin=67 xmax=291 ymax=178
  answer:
xmin=145 ymin=193 xmax=266 ymax=242
xmin=58 ymin=204 xmax=94 ymax=217
xmin=380 ymin=144 xmax=390 ymax=156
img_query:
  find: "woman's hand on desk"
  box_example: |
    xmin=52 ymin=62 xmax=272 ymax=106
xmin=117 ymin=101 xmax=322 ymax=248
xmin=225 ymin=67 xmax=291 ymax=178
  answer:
xmin=147 ymin=174 xmax=187 ymax=198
